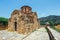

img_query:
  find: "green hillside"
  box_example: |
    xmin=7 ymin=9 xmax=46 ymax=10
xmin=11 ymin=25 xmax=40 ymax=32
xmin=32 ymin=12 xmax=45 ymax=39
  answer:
xmin=0 ymin=17 xmax=8 ymax=26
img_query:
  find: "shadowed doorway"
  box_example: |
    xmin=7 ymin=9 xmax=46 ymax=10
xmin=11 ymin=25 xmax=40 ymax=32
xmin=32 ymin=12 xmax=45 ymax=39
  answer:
xmin=14 ymin=22 xmax=17 ymax=31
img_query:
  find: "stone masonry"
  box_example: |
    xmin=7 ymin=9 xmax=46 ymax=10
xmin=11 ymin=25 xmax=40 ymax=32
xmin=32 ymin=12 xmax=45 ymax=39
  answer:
xmin=8 ymin=6 xmax=40 ymax=34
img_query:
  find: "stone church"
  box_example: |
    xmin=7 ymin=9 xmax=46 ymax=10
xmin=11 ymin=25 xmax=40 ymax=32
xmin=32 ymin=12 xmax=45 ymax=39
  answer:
xmin=8 ymin=6 xmax=40 ymax=34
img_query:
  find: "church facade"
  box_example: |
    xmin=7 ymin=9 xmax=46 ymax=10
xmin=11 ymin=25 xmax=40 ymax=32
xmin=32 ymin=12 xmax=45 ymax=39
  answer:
xmin=8 ymin=6 xmax=40 ymax=34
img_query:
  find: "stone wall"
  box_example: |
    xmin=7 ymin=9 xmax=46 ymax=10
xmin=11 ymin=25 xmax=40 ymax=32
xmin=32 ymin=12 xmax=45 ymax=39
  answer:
xmin=8 ymin=6 xmax=40 ymax=34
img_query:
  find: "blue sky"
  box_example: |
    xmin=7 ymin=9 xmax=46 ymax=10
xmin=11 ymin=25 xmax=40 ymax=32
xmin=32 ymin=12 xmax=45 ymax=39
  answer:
xmin=0 ymin=0 xmax=60 ymax=18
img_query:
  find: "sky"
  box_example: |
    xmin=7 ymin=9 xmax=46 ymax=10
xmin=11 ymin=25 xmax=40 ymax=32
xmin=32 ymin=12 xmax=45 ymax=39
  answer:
xmin=0 ymin=0 xmax=60 ymax=18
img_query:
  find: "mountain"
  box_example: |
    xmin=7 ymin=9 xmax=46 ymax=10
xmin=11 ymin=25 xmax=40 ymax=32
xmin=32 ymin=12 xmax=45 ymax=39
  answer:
xmin=38 ymin=15 xmax=60 ymax=26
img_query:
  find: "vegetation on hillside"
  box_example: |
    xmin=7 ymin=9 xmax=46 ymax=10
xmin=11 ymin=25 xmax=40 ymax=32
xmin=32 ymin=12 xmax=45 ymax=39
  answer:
xmin=39 ymin=15 xmax=60 ymax=26
xmin=0 ymin=17 xmax=8 ymax=26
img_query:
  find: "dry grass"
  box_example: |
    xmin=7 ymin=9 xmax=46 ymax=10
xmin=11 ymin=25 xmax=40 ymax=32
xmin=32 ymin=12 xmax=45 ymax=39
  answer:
xmin=55 ymin=25 xmax=60 ymax=29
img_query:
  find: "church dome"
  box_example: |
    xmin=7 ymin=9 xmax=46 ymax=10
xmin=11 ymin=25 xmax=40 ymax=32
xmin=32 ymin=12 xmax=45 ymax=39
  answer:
xmin=21 ymin=6 xmax=32 ymax=10
xmin=21 ymin=6 xmax=32 ymax=13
